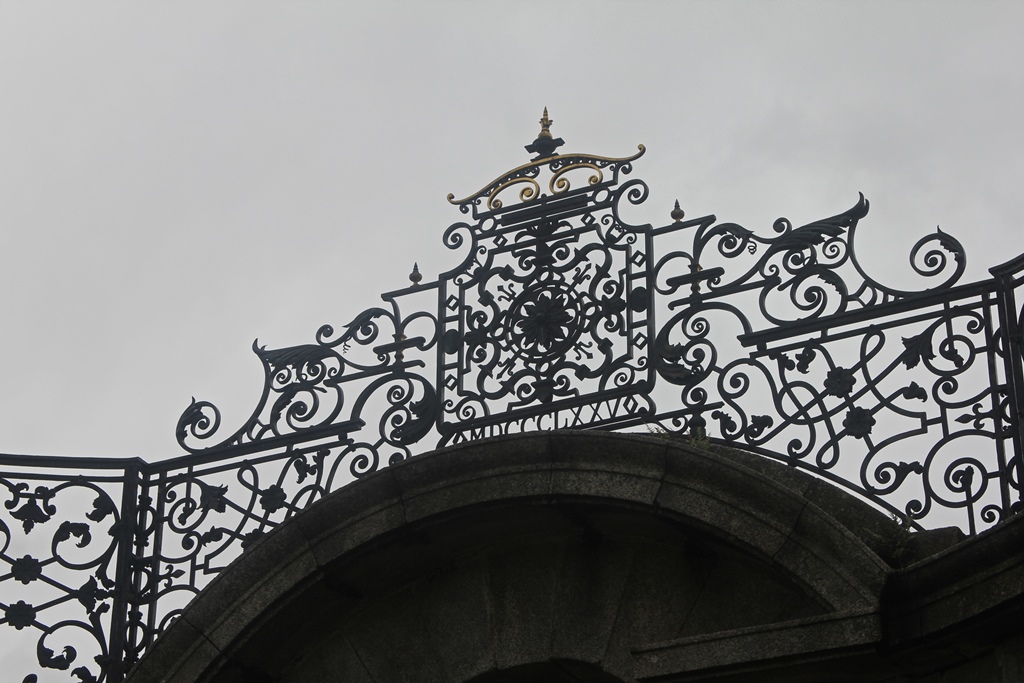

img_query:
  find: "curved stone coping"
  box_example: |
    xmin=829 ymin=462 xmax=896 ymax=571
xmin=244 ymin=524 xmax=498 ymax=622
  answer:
xmin=128 ymin=431 xmax=900 ymax=683
xmin=886 ymin=510 xmax=1024 ymax=645
xmin=629 ymin=513 xmax=1024 ymax=680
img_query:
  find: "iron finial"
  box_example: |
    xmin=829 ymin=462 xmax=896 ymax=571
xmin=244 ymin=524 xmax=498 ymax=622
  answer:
xmin=409 ymin=262 xmax=423 ymax=286
xmin=671 ymin=199 xmax=686 ymax=222
xmin=524 ymin=107 xmax=565 ymax=160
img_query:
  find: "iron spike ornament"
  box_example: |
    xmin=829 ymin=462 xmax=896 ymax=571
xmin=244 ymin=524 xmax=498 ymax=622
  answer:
xmin=1 ymin=115 xmax=1022 ymax=683
xmin=671 ymin=199 xmax=685 ymax=222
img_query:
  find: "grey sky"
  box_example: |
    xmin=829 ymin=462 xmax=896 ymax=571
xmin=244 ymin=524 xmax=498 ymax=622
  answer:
xmin=0 ymin=1 xmax=1021 ymax=458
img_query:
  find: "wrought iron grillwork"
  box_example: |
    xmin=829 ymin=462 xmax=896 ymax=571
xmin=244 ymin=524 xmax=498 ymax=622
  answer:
xmin=1 ymin=112 xmax=1022 ymax=682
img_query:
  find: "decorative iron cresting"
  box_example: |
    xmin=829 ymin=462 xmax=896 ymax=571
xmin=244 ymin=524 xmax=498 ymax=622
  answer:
xmin=1 ymin=111 xmax=1023 ymax=683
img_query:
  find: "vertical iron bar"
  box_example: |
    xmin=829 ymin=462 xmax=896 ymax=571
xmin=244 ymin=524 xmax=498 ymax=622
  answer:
xmin=127 ymin=466 xmax=154 ymax=672
xmin=982 ymin=288 xmax=1011 ymax=515
xmin=107 ymin=461 xmax=140 ymax=683
xmin=994 ymin=269 xmax=1024 ymax=513
xmin=143 ymin=466 xmax=170 ymax=652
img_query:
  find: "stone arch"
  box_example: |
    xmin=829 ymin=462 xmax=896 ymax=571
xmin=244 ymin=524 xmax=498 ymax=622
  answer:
xmin=127 ymin=431 xmax=903 ymax=683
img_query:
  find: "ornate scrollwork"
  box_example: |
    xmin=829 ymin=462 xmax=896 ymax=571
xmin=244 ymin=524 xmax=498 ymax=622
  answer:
xmin=2 ymin=114 xmax=1022 ymax=681
xmin=446 ymin=146 xmax=646 ymax=219
xmin=663 ymin=193 xmax=968 ymax=325
xmin=0 ymin=475 xmax=121 ymax=683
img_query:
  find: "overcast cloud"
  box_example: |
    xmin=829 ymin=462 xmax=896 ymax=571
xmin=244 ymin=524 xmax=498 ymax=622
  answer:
xmin=0 ymin=1 xmax=1021 ymax=459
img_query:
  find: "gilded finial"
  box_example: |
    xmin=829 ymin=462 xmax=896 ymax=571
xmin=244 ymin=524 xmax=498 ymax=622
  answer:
xmin=538 ymin=107 xmax=553 ymax=140
xmin=524 ymin=107 xmax=565 ymax=160
xmin=409 ymin=262 xmax=422 ymax=286
xmin=671 ymin=199 xmax=685 ymax=222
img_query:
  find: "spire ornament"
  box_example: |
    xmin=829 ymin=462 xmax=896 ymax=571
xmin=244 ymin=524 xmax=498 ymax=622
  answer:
xmin=671 ymin=199 xmax=686 ymax=222
xmin=525 ymin=106 xmax=565 ymax=160
xmin=538 ymin=107 xmax=553 ymax=139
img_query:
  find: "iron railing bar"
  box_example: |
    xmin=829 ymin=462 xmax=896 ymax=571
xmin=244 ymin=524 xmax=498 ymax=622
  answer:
xmin=107 ymin=461 xmax=140 ymax=683
xmin=980 ymin=288 xmax=1013 ymax=513
xmin=147 ymin=419 xmax=364 ymax=472
xmin=0 ymin=454 xmax=147 ymax=469
xmin=740 ymin=278 xmax=997 ymax=348
xmin=0 ymin=470 xmax=133 ymax=484
xmin=746 ymin=296 xmax=993 ymax=358
xmin=156 ymin=438 xmax=350 ymax=481
xmin=993 ymin=268 xmax=1024 ymax=509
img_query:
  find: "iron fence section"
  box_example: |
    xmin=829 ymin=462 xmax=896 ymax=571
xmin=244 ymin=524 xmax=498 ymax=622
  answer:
xmin=2 ymin=118 xmax=1022 ymax=681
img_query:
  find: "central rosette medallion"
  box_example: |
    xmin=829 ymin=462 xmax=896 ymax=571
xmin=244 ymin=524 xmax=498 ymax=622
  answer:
xmin=506 ymin=282 xmax=583 ymax=361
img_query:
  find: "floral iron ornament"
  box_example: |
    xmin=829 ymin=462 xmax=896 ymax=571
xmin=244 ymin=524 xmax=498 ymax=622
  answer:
xmin=176 ymin=110 xmax=1021 ymax=532
xmin=1 ymin=111 xmax=1023 ymax=683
